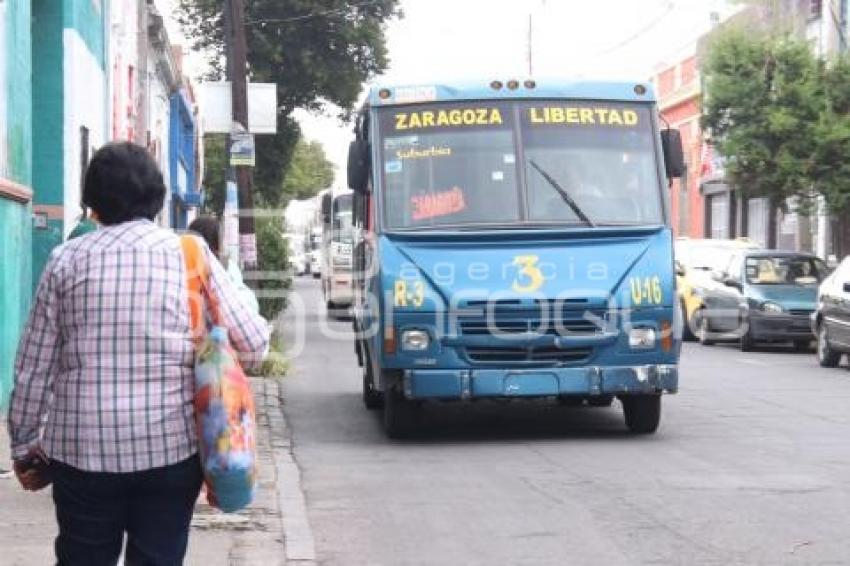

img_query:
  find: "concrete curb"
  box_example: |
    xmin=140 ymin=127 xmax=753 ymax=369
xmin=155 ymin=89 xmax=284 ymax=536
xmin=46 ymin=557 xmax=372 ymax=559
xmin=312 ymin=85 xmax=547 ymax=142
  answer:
xmin=189 ymin=377 xmax=294 ymax=565
xmin=265 ymin=377 xmax=317 ymax=564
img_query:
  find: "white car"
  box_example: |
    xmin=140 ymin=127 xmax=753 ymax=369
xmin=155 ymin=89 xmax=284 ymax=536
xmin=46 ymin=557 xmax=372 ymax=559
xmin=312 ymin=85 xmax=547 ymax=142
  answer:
xmin=289 ymin=250 xmax=308 ymax=276
xmin=309 ymin=250 xmax=322 ymax=279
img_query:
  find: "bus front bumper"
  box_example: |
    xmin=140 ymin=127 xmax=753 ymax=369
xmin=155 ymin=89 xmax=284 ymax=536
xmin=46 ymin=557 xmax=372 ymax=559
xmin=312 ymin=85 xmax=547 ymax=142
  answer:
xmin=399 ymin=364 xmax=678 ymax=400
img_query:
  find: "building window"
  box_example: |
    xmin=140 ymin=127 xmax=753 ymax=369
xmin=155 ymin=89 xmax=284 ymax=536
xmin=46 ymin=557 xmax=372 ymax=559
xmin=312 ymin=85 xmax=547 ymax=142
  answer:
xmin=809 ymin=0 xmax=822 ymax=20
xmin=708 ymin=193 xmax=730 ymax=239
xmin=746 ymin=197 xmax=769 ymax=248
xmin=678 ymin=179 xmax=690 ymax=236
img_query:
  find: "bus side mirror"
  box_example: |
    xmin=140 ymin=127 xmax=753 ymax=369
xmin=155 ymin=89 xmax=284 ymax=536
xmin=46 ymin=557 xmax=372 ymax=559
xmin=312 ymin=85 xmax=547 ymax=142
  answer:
xmin=347 ymin=139 xmax=370 ymax=193
xmin=320 ymin=193 xmax=332 ymax=224
xmin=661 ymin=129 xmax=686 ymax=179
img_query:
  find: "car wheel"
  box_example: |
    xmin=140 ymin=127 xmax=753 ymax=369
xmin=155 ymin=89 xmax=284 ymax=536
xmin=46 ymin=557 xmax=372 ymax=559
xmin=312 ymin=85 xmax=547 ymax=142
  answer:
xmin=817 ymin=323 xmax=841 ymax=368
xmin=740 ymin=326 xmax=756 ymax=352
xmin=793 ymin=340 xmax=813 ymax=353
xmin=622 ymin=394 xmax=661 ymax=434
xmin=383 ymin=386 xmax=420 ymax=439
xmin=681 ymin=300 xmax=696 ymax=342
xmin=696 ymin=310 xmax=714 ymax=346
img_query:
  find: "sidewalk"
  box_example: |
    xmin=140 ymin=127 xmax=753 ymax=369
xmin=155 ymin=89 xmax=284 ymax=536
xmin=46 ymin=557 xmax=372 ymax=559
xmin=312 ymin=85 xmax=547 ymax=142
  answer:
xmin=0 ymin=377 xmax=289 ymax=566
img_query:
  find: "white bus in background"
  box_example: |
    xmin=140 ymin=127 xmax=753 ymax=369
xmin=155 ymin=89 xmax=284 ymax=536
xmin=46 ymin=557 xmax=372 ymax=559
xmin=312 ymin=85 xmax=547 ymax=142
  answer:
xmin=320 ymin=188 xmax=354 ymax=314
xmin=308 ymin=225 xmax=323 ymax=278
xmin=283 ymin=197 xmax=318 ymax=277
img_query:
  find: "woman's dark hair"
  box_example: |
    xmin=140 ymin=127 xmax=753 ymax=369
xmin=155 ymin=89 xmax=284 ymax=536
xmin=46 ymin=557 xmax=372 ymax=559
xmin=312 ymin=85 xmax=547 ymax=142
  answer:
xmin=82 ymin=142 xmax=166 ymax=225
xmin=188 ymin=216 xmax=221 ymax=257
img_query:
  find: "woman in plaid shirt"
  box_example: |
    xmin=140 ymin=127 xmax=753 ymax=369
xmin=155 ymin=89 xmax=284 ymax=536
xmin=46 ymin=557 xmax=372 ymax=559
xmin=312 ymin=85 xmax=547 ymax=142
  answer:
xmin=7 ymin=143 xmax=270 ymax=565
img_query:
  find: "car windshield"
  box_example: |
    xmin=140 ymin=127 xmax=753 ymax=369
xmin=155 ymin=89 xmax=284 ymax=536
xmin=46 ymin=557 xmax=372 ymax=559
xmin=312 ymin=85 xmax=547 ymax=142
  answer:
xmin=676 ymin=243 xmax=742 ymax=272
xmin=745 ymin=256 xmax=828 ymax=286
xmin=378 ymin=100 xmax=662 ymax=230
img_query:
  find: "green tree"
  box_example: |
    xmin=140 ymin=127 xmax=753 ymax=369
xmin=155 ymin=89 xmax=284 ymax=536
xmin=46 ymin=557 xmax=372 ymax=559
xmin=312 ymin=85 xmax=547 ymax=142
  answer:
xmin=701 ymin=29 xmax=821 ymax=223
xmin=282 ymin=139 xmax=335 ymax=201
xmin=176 ymin=0 xmax=400 ymax=205
xmin=202 ymin=134 xmax=335 ymax=216
xmin=201 ymin=134 xmax=227 ymax=216
xmin=255 ymin=215 xmax=290 ymax=320
xmin=814 ymin=54 xmax=850 ymax=256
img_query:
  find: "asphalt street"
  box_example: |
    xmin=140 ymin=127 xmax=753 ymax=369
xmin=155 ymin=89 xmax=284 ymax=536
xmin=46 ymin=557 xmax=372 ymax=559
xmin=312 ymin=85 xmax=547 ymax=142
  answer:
xmin=280 ymin=277 xmax=850 ymax=566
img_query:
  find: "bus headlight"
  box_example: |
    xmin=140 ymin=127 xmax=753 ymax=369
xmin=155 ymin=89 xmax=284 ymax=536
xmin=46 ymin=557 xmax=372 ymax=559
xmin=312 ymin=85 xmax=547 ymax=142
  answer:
xmin=628 ymin=328 xmax=657 ymax=349
xmin=401 ymin=329 xmax=430 ymax=351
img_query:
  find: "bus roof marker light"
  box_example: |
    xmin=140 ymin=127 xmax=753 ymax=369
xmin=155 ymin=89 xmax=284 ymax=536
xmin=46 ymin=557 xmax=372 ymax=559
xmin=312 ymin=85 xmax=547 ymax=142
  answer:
xmin=634 ymin=84 xmax=647 ymax=96
xmin=524 ymin=79 xmax=536 ymax=89
xmin=490 ymin=80 xmax=503 ymax=90
xmin=378 ymin=88 xmax=392 ymax=100
xmin=507 ymin=79 xmax=520 ymax=90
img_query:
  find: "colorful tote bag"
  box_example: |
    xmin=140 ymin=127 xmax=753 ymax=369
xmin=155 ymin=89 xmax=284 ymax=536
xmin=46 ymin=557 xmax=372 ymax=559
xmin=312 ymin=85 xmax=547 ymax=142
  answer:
xmin=181 ymin=235 xmax=258 ymax=513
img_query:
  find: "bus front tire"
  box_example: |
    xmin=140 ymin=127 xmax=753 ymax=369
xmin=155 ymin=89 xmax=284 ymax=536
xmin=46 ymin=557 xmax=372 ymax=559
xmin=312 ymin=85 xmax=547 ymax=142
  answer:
xmin=622 ymin=394 xmax=661 ymax=434
xmin=362 ymin=363 xmax=383 ymax=410
xmin=383 ymin=387 xmax=419 ymax=439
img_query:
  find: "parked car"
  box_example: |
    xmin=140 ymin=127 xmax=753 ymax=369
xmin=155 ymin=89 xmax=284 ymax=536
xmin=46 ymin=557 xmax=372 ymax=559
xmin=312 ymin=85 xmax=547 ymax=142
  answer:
xmin=695 ymin=250 xmax=827 ymax=351
xmin=289 ymin=249 xmax=308 ymax=276
xmin=285 ymin=233 xmax=308 ymax=276
xmin=812 ymin=255 xmax=850 ymax=367
xmin=674 ymin=238 xmax=761 ymax=340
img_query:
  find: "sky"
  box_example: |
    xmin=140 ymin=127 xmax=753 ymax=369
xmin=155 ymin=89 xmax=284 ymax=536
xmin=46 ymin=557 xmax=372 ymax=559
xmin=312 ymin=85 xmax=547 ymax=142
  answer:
xmin=294 ymin=0 xmax=740 ymax=186
xmin=160 ymin=0 xmax=741 ymax=186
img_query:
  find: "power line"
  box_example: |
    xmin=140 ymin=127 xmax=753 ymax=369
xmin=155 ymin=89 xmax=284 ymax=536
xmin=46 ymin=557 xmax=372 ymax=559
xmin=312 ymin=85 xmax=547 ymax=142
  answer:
xmin=592 ymin=1 xmax=677 ymax=58
xmin=654 ymin=21 xmax=712 ymax=65
xmin=244 ymin=1 xmax=383 ymax=26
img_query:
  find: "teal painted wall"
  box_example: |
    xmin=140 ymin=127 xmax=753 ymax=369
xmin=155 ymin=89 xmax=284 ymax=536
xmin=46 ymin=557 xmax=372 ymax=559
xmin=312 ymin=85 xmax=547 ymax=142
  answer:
xmin=0 ymin=199 xmax=32 ymax=411
xmin=31 ymin=0 xmax=63 ymax=206
xmin=31 ymin=0 xmax=65 ymax=285
xmin=0 ymin=0 xmax=33 ymax=411
xmin=64 ymin=0 xmax=106 ymax=68
xmin=7 ymin=0 xmax=32 ymax=185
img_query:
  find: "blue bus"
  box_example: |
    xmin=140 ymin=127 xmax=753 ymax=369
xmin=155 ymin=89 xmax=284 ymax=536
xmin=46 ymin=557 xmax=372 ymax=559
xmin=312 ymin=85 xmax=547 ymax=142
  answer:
xmin=347 ymin=79 xmax=685 ymax=438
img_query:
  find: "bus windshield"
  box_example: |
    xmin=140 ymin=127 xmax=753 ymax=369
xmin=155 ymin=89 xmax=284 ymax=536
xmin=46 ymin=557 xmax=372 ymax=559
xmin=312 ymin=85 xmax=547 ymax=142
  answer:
xmin=378 ymin=100 xmax=663 ymax=230
xmin=332 ymin=194 xmax=354 ymax=243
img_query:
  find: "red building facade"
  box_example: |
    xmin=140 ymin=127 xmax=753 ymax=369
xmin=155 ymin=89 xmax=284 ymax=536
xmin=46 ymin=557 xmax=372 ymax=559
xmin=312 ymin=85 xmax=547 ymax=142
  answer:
xmin=653 ymin=54 xmax=704 ymax=239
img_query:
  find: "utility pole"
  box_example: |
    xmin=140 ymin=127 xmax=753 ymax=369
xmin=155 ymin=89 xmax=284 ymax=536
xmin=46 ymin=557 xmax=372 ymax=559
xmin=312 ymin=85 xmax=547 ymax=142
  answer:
xmin=224 ymin=0 xmax=258 ymax=271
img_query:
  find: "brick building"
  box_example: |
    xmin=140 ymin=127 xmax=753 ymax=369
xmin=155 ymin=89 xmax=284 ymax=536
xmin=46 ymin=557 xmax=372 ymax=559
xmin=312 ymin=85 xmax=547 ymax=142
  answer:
xmin=653 ymin=0 xmax=849 ymax=256
xmin=653 ymin=54 xmax=703 ymax=239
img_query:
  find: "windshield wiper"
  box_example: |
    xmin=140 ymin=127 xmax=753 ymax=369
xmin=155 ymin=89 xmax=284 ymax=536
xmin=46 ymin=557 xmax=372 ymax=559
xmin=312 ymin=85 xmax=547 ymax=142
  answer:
xmin=528 ymin=159 xmax=595 ymax=228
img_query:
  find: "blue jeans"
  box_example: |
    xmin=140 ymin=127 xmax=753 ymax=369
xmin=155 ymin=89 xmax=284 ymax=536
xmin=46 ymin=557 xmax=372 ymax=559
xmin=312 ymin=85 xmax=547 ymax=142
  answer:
xmin=51 ymin=455 xmax=203 ymax=566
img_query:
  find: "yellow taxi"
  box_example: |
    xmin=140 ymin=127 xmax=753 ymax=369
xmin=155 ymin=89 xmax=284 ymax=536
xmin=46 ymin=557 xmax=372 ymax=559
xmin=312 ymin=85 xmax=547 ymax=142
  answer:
xmin=674 ymin=238 xmax=762 ymax=340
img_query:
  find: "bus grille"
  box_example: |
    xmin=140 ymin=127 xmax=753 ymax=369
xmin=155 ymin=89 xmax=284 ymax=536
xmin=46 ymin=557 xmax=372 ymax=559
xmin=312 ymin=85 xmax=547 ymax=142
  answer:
xmin=456 ymin=306 xmax=606 ymax=365
xmin=464 ymin=346 xmax=592 ymax=364
xmin=459 ymin=319 xmax=600 ymax=336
